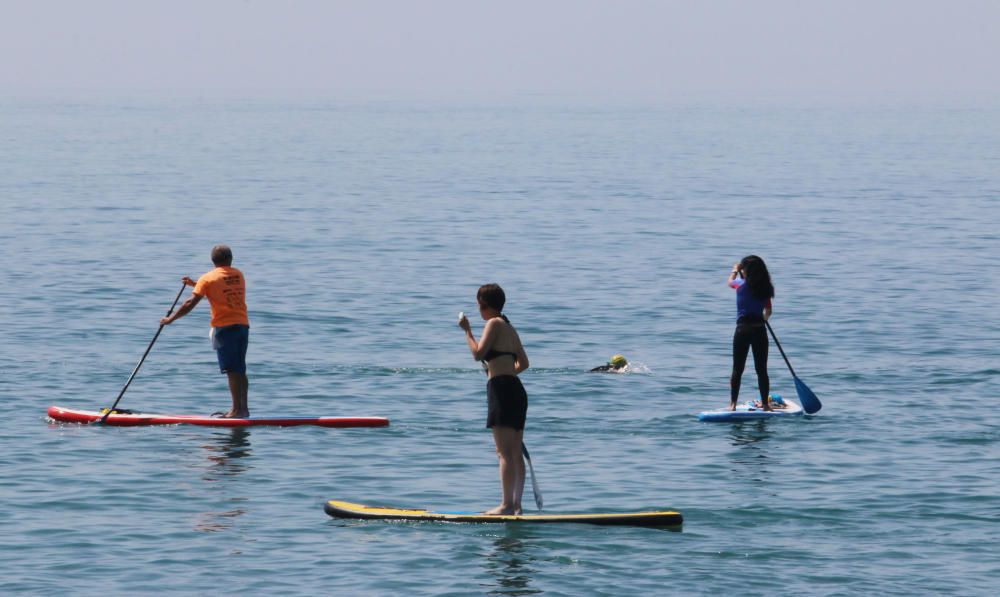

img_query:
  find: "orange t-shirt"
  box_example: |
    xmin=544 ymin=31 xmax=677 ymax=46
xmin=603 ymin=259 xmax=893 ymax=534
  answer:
xmin=193 ymin=266 xmax=249 ymax=328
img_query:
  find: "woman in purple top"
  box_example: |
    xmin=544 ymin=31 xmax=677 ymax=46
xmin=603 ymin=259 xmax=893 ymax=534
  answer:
xmin=727 ymin=256 xmax=775 ymax=411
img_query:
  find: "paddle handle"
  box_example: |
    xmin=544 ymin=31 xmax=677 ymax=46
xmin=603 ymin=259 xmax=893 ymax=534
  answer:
xmin=100 ymin=283 xmax=187 ymax=423
xmin=765 ymin=320 xmax=797 ymax=379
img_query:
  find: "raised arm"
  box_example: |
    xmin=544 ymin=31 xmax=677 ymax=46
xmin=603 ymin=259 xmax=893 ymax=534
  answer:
xmin=459 ymin=314 xmax=496 ymax=361
xmin=469 ymin=318 xmax=503 ymax=361
xmin=728 ymin=262 xmax=742 ymax=286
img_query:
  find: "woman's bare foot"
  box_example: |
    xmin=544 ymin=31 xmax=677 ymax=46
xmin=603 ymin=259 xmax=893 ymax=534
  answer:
xmin=729 ymin=402 xmax=737 ymax=411
xmin=483 ymin=504 xmax=517 ymax=515
xmin=222 ymin=410 xmax=249 ymax=419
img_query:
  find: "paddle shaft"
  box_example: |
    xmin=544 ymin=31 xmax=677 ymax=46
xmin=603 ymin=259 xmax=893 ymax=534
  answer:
xmin=99 ymin=283 xmax=187 ymax=423
xmin=764 ymin=320 xmax=798 ymax=379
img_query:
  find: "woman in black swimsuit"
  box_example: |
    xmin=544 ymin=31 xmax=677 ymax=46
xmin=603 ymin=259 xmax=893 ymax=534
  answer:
xmin=458 ymin=283 xmax=530 ymax=515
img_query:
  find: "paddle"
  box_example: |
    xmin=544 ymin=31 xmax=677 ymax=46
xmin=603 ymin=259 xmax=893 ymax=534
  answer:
xmin=97 ymin=283 xmax=187 ymax=424
xmin=764 ymin=320 xmax=822 ymax=414
xmin=521 ymin=443 xmax=544 ymax=511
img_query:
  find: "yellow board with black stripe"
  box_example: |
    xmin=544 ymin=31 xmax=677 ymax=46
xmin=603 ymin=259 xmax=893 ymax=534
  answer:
xmin=325 ymin=500 xmax=682 ymax=527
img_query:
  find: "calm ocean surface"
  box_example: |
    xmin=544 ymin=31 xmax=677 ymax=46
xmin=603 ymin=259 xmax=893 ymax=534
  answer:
xmin=1 ymin=98 xmax=997 ymax=595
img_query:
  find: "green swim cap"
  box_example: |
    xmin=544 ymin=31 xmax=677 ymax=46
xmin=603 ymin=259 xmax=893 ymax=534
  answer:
xmin=610 ymin=354 xmax=627 ymax=368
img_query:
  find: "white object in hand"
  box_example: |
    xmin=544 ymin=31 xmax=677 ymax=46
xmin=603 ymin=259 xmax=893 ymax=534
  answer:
xmin=458 ymin=311 xmax=465 ymax=322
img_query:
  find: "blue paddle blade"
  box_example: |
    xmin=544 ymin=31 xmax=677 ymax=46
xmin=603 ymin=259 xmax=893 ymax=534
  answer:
xmin=794 ymin=377 xmax=822 ymax=414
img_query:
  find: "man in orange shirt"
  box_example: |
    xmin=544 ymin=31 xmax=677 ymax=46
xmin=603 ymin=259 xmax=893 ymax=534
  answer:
xmin=161 ymin=245 xmax=250 ymax=418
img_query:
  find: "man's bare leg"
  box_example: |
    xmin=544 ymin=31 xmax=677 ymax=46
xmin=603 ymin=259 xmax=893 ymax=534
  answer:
xmin=225 ymin=371 xmax=249 ymax=418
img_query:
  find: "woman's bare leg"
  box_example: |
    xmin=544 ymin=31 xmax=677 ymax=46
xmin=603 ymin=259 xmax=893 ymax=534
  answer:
xmin=484 ymin=426 xmax=524 ymax=515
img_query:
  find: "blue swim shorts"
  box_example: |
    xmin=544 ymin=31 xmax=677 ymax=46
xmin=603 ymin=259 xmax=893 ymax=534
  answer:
xmin=211 ymin=324 xmax=249 ymax=374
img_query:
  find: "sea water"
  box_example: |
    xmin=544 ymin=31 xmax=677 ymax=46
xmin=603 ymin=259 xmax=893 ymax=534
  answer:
xmin=1 ymin=98 xmax=997 ymax=595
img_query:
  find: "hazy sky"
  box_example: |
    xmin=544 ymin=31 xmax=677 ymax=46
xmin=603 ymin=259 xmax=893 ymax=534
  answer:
xmin=2 ymin=0 xmax=997 ymax=101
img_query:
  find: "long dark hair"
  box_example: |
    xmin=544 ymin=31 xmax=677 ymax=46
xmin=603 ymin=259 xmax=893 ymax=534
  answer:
xmin=740 ymin=255 xmax=774 ymax=301
xmin=477 ymin=283 xmax=510 ymax=323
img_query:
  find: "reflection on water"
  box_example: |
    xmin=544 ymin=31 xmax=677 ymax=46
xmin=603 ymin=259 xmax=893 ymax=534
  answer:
xmin=202 ymin=427 xmax=253 ymax=480
xmin=483 ymin=526 xmax=541 ymax=596
xmin=728 ymin=420 xmax=776 ymax=483
xmin=729 ymin=419 xmax=774 ymax=450
xmin=194 ymin=508 xmax=247 ymax=534
xmin=195 ymin=428 xmax=252 ymax=533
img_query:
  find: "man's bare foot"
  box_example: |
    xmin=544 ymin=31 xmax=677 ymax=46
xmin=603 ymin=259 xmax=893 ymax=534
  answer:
xmin=729 ymin=403 xmax=737 ymax=411
xmin=222 ymin=410 xmax=249 ymax=419
xmin=482 ymin=505 xmax=517 ymax=515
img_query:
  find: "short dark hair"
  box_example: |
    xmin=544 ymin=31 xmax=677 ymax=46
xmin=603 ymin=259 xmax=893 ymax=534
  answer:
xmin=211 ymin=245 xmax=233 ymax=266
xmin=477 ymin=283 xmax=506 ymax=312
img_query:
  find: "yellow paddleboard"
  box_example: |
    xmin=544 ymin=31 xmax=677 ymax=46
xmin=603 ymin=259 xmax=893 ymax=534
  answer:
xmin=324 ymin=500 xmax=682 ymax=527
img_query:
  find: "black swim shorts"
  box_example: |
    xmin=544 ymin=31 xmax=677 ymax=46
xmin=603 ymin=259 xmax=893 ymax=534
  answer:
xmin=486 ymin=375 xmax=528 ymax=430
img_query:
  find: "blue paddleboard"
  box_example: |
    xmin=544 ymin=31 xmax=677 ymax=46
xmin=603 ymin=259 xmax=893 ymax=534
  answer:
xmin=698 ymin=395 xmax=804 ymax=422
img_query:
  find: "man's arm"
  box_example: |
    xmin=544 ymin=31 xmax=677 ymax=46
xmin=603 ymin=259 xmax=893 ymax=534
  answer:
xmin=161 ymin=294 xmax=203 ymax=325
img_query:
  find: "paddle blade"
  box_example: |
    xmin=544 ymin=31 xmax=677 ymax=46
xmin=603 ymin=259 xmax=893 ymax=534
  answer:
xmin=794 ymin=377 xmax=822 ymax=414
xmin=527 ymin=461 xmax=543 ymax=511
xmin=522 ymin=444 xmax=543 ymax=510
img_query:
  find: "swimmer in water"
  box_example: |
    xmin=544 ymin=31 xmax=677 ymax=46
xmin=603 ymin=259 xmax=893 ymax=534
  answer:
xmin=590 ymin=354 xmax=629 ymax=373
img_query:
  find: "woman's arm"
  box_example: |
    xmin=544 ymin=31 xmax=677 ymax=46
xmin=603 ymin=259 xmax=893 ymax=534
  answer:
xmin=512 ymin=328 xmax=530 ymax=374
xmin=728 ymin=262 xmax=742 ymax=286
xmin=459 ymin=316 xmax=497 ymax=361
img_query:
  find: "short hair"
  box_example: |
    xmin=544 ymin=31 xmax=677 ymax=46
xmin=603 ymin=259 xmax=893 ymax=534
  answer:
xmin=211 ymin=245 xmax=233 ymax=266
xmin=476 ymin=283 xmax=506 ymax=312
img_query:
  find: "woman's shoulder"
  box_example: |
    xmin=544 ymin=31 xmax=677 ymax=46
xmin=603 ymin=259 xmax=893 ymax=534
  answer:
xmin=487 ymin=317 xmax=520 ymax=342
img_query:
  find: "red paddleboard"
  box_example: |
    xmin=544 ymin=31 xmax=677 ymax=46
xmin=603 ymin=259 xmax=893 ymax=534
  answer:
xmin=47 ymin=406 xmax=389 ymax=428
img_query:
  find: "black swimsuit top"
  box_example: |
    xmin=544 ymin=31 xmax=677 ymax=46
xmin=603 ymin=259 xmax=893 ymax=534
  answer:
xmin=481 ymin=315 xmax=517 ymax=363
xmin=483 ymin=348 xmax=518 ymax=362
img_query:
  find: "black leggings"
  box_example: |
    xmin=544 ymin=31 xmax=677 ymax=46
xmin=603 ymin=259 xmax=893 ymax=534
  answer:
xmin=731 ymin=322 xmax=769 ymax=404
